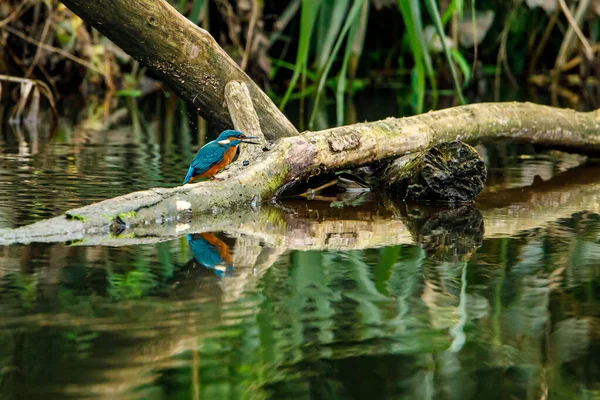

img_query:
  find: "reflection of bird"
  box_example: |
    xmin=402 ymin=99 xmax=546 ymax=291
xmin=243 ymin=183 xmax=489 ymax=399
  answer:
xmin=187 ymin=233 xmax=234 ymax=277
xmin=183 ymin=130 xmax=260 ymax=184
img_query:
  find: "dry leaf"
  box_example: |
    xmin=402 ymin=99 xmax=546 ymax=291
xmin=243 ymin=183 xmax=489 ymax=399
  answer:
xmin=525 ymin=0 xmax=557 ymax=13
xmin=458 ymin=10 xmax=495 ymax=48
xmin=423 ymin=25 xmax=455 ymax=53
xmin=592 ymin=0 xmax=600 ymax=16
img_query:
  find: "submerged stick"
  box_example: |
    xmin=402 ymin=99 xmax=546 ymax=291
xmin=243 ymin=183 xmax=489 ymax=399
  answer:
xmin=383 ymin=141 xmax=487 ymax=202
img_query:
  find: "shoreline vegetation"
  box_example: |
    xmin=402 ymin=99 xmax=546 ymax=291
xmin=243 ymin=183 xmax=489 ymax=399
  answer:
xmin=1 ymin=0 xmax=599 ymax=130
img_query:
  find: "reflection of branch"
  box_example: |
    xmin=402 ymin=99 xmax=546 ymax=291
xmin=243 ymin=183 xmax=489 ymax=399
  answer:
xmin=4 ymin=164 xmax=600 ymax=249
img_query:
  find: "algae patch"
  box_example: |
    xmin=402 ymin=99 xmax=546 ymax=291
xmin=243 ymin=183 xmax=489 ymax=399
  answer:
xmin=66 ymin=213 xmax=86 ymax=222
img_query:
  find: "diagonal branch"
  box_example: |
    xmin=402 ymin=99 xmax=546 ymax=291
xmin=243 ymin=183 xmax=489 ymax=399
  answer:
xmin=59 ymin=0 xmax=298 ymax=139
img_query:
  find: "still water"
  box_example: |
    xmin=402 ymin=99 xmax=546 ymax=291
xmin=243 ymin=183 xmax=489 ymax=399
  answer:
xmin=0 ymin=102 xmax=599 ymax=399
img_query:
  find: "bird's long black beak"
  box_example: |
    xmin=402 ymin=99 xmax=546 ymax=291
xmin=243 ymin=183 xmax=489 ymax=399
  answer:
xmin=239 ymin=135 xmax=261 ymax=145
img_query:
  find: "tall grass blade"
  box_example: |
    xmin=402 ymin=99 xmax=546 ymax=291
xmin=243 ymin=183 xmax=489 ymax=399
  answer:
xmin=309 ymin=0 xmax=365 ymax=129
xmin=455 ymin=0 xmax=464 ymax=20
xmin=450 ymin=48 xmax=471 ymax=86
xmin=189 ymin=0 xmax=205 ymax=24
xmin=408 ymin=0 xmax=434 ymax=78
xmin=336 ymin=42 xmax=352 ymax=127
xmin=398 ymin=0 xmax=436 ymax=112
xmin=409 ymin=0 xmax=438 ymax=109
xmin=424 ymin=0 xmax=467 ymax=105
xmin=442 ymin=0 xmax=464 ymax=24
xmin=315 ymin=0 xmax=350 ymax=71
xmin=411 ymin=62 xmax=425 ymax=113
xmin=279 ymin=0 xmax=323 ymax=110
xmin=349 ymin=0 xmax=369 ymax=79
xmin=336 ymin=1 xmax=366 ymax=126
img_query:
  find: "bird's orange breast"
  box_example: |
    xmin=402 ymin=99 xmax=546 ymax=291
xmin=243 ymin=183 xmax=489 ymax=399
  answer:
xmin=199 ymin=232 xmax=233 ymax=264
xmin=198 ymin=146 xmax=237 ymax=178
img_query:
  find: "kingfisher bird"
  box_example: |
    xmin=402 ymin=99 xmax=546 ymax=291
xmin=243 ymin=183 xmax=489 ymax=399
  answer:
xmin=187 ymin=233 xmax=234 ymax=277
xmin=183 ymin=130 xmax=260 ymax=184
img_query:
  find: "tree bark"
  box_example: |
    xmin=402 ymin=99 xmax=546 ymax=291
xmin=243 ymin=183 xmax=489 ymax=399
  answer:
xmin=382 ymin=141 xmax=487 ymax=202
xmin=59 ymin=0 xmax=298 ymax=140
xmin=1 ymin=101 xmax=600 ymax=244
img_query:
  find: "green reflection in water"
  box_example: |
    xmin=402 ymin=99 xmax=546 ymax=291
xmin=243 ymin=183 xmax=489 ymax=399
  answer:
xmin=0 ymin=216 xmax=597 ymax=399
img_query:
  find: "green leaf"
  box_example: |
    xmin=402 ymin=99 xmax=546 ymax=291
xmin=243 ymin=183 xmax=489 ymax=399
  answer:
xmin=309 ymin=0 xmax=366 ymax=128
xmin=114 ymin=89 xmax=142 ymax=97
xmin=424 ymin=0 xmax=467 ymax=105
xmin=189 ymin=0 xmax=205 ymax=24
xmin=315 ymin=0 xmax=350 ymax=72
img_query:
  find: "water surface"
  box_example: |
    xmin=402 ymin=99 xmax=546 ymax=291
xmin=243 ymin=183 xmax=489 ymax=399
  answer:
xmin=0 ymin=105 xmax=598 ymax=399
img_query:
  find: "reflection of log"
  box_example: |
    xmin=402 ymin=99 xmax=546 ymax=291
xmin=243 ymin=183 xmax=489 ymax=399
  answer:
xmin=383 ymin=141 xmax=486 ymax=202
xmin=3 ymin=163 xmax=600 ymax=250
xmin=400 ymin=205 xmax=484 ymax=261
xmin=2 ymin=102 xmax=600 ymax=242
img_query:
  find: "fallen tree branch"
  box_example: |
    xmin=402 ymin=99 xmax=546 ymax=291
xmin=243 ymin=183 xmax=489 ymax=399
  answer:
xmin=1 ymin=101 xmax=600 ymax=242
xmin=59 ymin=0 xmax=298 ymax=139
xmin=2 ymin=160 xmax=600 ymax=248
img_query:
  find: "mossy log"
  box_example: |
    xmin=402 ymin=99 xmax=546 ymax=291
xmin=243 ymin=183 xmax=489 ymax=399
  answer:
xmin=59 ymin=0 xmax=298 ymax=140
xmin=382 ymin=141 xmax=487 ymax=202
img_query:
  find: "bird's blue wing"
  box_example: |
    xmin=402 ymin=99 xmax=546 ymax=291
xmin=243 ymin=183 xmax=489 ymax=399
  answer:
xmin=187 ymin=234 xmax=232 ymax=277
xmin=183 ymin=142 xmax=226 ymax=184
xmin=187 ymin=234 xmax=223 ymax=268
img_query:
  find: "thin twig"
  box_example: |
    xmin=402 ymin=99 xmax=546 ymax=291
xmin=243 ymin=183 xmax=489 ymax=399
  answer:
xmin=269 ymin=0 xmax=300 ymax=46
xmin=213 ymin=0 xmax=244 ymax=55
xmin=3 ymin=25 xmax=106 ymax=76
xmin=471 ymin=0 xmax=478 ymax=72
xmin=495 ymin=0 xmax=521 ymax=101
xmin=558 ymin=43 xmax=600 ymax=72
xmin=0 ymin=74 xmax=58 ymax=124
xmin=26 ymin=6 xmax=54 ymax=78
xmin=35 ymin=62 xmax=59 ymax=99
xmin=557 ymin=0 xmax=594 ymax=62
xmin=529 ymin=8 xmax=559 ymax=75
xmin=0 ymin=74 xmax=40 ymax=85
xmin=241 ymin=0 xmax=261 ymax=71
xmin=0 ymin=0 xmax=33 ymax=28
